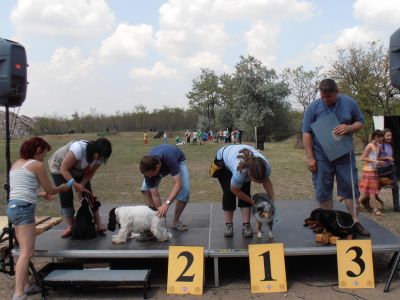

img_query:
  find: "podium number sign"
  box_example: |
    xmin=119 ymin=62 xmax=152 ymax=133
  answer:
xmin=248 ymin=243 xmax=287 ymax=293
xmin=336 ymin=240 xmax=375 ymax=289
xmin=167 ymin=246 xmax=204 ymax=295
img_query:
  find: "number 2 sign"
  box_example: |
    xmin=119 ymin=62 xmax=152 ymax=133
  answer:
xmin=167 ymin=246 xmax=204 ymax=295
xmin=336 ymin=240 xmax=375 ymax=289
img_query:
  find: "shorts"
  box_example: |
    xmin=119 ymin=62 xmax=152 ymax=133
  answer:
xmin=312 ymin=159 xmax=359 ymax=202
xmin=7 ymin=199 xmax=36 ymax=226
xmin=359 ymin=170 xmax=379 ymax=194
xmin=141 ymin=161 xmax=190 ymax=202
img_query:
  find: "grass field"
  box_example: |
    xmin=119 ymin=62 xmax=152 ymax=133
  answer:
xmin=1 ymin=132 xmax=399 ymax=235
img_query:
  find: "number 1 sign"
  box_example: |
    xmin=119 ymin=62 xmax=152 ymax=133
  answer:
xmin=167 ymin=246 xmax=204 ymax=295
xmin=248 ymin=243 xmax=287 ymax=293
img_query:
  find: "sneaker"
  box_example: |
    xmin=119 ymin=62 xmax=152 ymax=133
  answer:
xmin=12 ymin=293 xmax=28 ymax=300
xmin=242 ymin=223 xmax=253 ymax=238
xmin=24 ymin=284 xmax=41 ymax=295
xmin=173 ymin=221 xmax=188 ymax=231
xmin=354 ymin=222 xmax=370 ymax=237
xmin=224 ymin=223 xmax=233 ymax=237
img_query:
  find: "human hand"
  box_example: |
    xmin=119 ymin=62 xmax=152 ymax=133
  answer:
xmin=157 ymin=203 xmax=169 ymax=217
xmin=74 ymin=183 xmax=90 ymax=193
xmin=38 ymin=191 xmax=56 ymax=201
xmin=334 ymin=124 xmax=351 ymax=135
xmin=307 ymin=158 xmax=317 ymax=173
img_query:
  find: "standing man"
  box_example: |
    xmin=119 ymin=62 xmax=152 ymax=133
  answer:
xmin=139 ymin=144 xmax=190 ymax=231
xmin=302 ymin=78 xmax=370 ymax=236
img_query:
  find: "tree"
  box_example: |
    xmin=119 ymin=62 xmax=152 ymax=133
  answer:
xmin=329 ymin=41 xmax=400 ymax=145
xmin=282 ymin=66 xmax=323 ymax=112
xmin=187 ymin=68 xmax=221 ymax=128
xmin=231 ymin=55 xmax=291 ymax=141
xmin=281 ymin=66 xmax=323 ymax=147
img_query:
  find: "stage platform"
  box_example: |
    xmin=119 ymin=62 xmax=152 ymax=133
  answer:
xmin=25 ymin=201 xmax=400 ymax=287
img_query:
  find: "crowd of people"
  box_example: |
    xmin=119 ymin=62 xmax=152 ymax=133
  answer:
xmin=6 ymin=78 xmax=400 ymax=299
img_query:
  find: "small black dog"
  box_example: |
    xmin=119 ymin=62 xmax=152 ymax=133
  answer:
xmin=304 ymin=208 xmax=356 ymax=240
xmin=71 ymin=192 xmax=101 ymax=240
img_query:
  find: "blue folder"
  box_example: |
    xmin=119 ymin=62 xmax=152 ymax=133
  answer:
xmin=310 ymin=113 xmax=353 ymax=161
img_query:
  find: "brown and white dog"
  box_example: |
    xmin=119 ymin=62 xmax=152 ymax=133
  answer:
xmin=252 ymin=193 xmax=275 ymax=239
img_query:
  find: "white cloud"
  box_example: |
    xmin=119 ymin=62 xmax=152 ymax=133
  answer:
xmin=245 ymin=20 xmax=280 ymax=66
xmin=130 ymin=62 xmax=178 ymax=79
xmin=353 ymin=0 xmax=400 ymax=30
xmin=10 ymin=0 xmax=115 ymax=39
xmin=98 ymin=23 xmax=154 ymax=62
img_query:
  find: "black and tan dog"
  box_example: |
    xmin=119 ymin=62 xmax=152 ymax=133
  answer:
xmin=304 ymin=208 xmax=356 ymax=244
xmin=71 ymin=192 xmax=101 ymax=240
xmin=252 ymin=193 xmax=275 ymax=239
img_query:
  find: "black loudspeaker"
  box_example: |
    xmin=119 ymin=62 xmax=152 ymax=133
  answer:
xmin=389 ymin=28 xmax=400 ymax=89
xmin=255 ymin=126 xmax=265 ymax=150
xmin=0 ymin=38 xmax=27 ymax=107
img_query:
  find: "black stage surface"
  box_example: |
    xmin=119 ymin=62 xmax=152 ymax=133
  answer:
xmin=27 ymin=200 xmax=400 ymax=287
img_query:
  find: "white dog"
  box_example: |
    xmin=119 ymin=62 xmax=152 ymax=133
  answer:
xmin=107 ymin=206 xmax=172 ymax=244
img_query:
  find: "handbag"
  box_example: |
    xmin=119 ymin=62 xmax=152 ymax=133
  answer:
xmin=377 ymin=164 xmax=394 ymax=177
xmin=209 ymin=146 xmax=228 ymax=178
xmin=209 ymin=158 xmax=225 ymax=178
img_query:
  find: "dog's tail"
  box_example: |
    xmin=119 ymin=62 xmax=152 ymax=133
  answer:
xmin=107 ymin=208 xmax=117 ymax=232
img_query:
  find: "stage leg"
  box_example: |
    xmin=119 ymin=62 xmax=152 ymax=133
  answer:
xmin=384 ymin=251 xmax=400 ymax=292
xmin=213 ymin=257 xmax=219 ymax=287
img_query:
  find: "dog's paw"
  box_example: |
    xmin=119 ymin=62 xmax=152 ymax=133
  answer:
xmin=112 ymin=238 xmax=125 ymax=244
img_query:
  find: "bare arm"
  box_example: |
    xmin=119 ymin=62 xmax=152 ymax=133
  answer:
xmin=334 ymin=121 xmax=363 ymax=135
xmin=231 ymin=186 xmax=254 ymax=206
xmin=31 ymin=162 xmax=70 ymax=197
xmin=157 ymin=174 xmax=182 ymax=217
xmin=60 ymin=151 xmax=88 ymax=193
xmin=262 ymin=177 xmax=275 ymax=200
xmin=303 ymin=132 xmax=316 ymax=173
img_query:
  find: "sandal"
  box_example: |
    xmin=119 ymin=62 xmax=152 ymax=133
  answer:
xmin=173 ymin=221 xmax=188 ymax=231
xmin=24 ymin=284 xmax=41 ymax=295
xmin=61 ymin=227 xmax=72 ymax=238
xmin=97 ymin=224 xmax=107 ymax=235
xmin=372 ymin=210 xmax=385 ymax=216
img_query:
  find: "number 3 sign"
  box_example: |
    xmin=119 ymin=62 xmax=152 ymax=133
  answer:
xmin=167 ymin=246 xmax=204 ymax=295
xmin=336 ymin=240 xmax=375 ymax=289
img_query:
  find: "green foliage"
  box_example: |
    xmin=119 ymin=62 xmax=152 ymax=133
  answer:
xmin=329 ymin=41 xmax=400 ymax=145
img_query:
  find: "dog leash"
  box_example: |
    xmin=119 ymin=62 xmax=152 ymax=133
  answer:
xmin=334 ymin=211 xmax=355 ymax=229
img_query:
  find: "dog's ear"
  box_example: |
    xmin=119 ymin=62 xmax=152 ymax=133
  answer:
xmin=107 ymin=208 xmax=117 ymax=232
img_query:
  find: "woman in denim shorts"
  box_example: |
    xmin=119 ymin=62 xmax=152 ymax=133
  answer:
xmin=7 ymin=137 xmax=70 ymax=300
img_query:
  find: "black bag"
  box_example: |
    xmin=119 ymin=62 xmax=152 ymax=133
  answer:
xmin=209 ymin=146 xmax=228 ymax=178
xmin=377 ymin=164 xmax=394 ymax=177
xmin=209 ymin=157 xmax=225 ymax=178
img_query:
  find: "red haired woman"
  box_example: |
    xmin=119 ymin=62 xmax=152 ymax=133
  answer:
xmin=7 ymin=137 xmax=70 ymax=300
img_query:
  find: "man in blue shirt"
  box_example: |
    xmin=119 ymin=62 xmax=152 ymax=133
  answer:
xmin=140 ymin=144 xmax=190 ymax=231
xmin=302 ymin=78 xmax=370 ymax=236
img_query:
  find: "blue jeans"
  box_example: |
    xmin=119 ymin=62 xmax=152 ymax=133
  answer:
xmin=312 ymin=158 xmax=359 ymax=202
xmin=7 ymin=199 xmax=36 ymax=226
xmin=141 ymin=161 xmax=190 ymax=202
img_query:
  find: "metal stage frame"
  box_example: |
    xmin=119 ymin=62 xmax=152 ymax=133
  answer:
xmin=16 ymin=201 xmax=400 ymax=290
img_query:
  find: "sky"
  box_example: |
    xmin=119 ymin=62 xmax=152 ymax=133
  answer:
xmin=0 ymin=0 xmax=399 ymax=118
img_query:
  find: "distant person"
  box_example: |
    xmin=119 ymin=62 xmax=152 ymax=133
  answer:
xmin=211 ymin=144 xmax=274 ymax=238
xmin=378 ymin=128 xmax=400 ymax=212
xmin=48 ymin=138 xmax=112 ymax=237
xmin=7 ymin=137 xmax=70 ymax=300
xmin=302 ymin=78 xmax=370 ymax=236
xmin=185 ymin=130 xmax=191 ymax=144
xmin=192 ymin=130 xmax=198 ymax=145
xmin=140 ymin=144 xmax=190 ymax=231
xmin=359 ymin=130 xmax=385 ymax=216
xmin=163 ymin=132 xmax=168 ymax=144
xmin=144 ymin=130 xmax=149 ymax=146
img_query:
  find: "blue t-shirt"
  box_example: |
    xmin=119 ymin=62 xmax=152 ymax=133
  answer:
xmin=216 ymin=144 xmax=272 ymax=188
xmin=302 ymin=94 xmax=364 ymax=162
xmin=144 ymin=144 xmax=186 ymax=188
